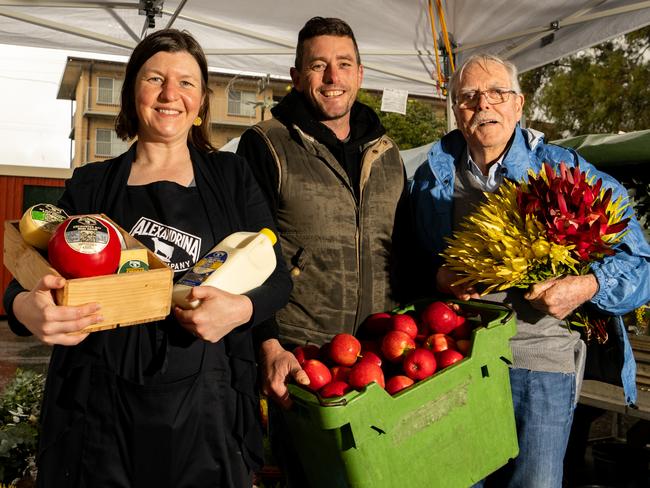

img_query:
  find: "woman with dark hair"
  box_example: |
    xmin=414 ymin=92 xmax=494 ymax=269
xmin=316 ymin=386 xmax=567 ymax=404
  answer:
xmin=3 ymin=29 xmax=291 ymax=487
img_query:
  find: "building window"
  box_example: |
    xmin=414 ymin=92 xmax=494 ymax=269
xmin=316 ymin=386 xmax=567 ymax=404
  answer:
xmin=228 ymin=90 xmax=257 ymax=116
xmin=96 ymin=128 xmax=128 ymax=157
xmin=97 ymin=77 xmax=122 ymax=105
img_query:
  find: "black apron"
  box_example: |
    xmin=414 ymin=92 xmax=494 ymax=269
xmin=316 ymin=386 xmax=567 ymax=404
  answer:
xmin=81 ymin=342 xmax=248 ymax=487
xmin=36 ymin=181 xmax=253 ymax=487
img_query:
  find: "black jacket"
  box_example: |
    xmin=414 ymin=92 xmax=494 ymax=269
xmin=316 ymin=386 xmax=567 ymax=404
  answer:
xmin=3 ymin=143 xmax=292 ymax=485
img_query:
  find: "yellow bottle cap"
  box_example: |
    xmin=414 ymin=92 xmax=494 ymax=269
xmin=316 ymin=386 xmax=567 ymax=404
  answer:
xmin=259 ymin=228 xmax=277 ymax=245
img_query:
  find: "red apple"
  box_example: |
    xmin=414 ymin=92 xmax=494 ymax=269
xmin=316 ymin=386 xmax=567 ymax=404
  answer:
xmin=362 ymin=312 xmax=393 ymax=336
xmin=319 ymin=380 xmax=351 ymax=398
xmin=381 ymin=330 xmax=416 ymax=363
xmin=48 ymin=215 xmax=121 ymax=279
xmin=302 ymin=359 xmax=332 ymax=391
xmin=403 ymin=348 xmax=437 ymax=380
xmin=385 ymin=375 xmax=415 ymax=395
xmin=436 ymin=349 xmax=465 ymax=369
xmin=348 ymin=361 xmax=385 ymax=389
xmin=329 ymin=333 xmax=361 ymax=366
xmin=359 ymin=350 xmax=382 ymax=368
xmin=421 ymin=301 xmax=459 ymax=335
xmin=456 ymin=339 xmax=471 ymax=355
xmin=415 ymin=321 xmax=430 ymax=343
xmin=318 ymin=342 xmax=333 ymax=366
xmin=293 ymin=344 xmax=320 ymax=366
xmin=424 ymin=333 xmax=457 ymax=353
xmin=390 ymin=313 xmax=419 ymax=339
xmin=330 ymin=365 xmax=351 ymax=382
xmin=450 ymin=316 xmax=473 ymax=340
xmin=360 ymin=339 xmax=382 ymax=355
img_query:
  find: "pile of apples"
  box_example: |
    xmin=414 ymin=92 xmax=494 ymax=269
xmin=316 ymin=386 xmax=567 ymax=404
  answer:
xmin=294 ymin=301 xmax=479 ymax=399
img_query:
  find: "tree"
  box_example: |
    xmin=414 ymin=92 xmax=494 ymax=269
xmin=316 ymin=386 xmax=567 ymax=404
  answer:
xmin=521 ymin=26 xmax=650 ymax=140
xmin=357 ymin=90 xmax=447 ymax=149
xmin=520 ymin=27 xmax=650 ymax=235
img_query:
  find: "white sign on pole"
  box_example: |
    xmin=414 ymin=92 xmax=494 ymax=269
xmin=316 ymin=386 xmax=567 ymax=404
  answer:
xmin=380 ymin=88 xmax=408 ymax=115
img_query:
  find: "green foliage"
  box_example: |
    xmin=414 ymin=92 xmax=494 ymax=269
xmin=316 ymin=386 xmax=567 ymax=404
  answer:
xmin=629 ymin=181 xmax=650 ymax=237
xmin=357 ymin=90 xmax=446 ymax=149
xmin=0 ymin=369 xmax=44 ymax=484
xmin=521 ymin=26 xmax=650 ymax=140
xmin=598 ymin=165 xmax=650 ymax=236
xmin=520 ymin=27 xmax=650 ymax=232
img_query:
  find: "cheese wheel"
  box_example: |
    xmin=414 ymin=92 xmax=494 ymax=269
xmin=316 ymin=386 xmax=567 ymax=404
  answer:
xmin=19 ymin=204 xmax=68 ymax=250
xmin=48 ymin=215 xmax=121 ymax=279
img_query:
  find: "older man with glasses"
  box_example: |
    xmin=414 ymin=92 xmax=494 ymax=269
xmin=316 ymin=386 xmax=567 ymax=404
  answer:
xmin=410 ymin=54 xmax=650 ymax=487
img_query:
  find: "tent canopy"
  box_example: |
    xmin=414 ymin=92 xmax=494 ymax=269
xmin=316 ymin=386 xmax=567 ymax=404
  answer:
xmin=553 ymin=130 xmax=650 ymax=167
xmin=1 ymin=1 xmax=650 ymax=97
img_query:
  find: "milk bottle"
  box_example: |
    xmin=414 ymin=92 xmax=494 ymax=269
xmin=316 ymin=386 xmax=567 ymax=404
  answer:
xmin=172 ymin=228 xmax=277 ymax=310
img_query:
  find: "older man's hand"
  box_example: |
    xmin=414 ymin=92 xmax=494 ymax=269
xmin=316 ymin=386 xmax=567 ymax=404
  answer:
xmin=525 ymin=274 xmax=600 ymax=319
xmin=259 ymin=339 xmax=310 ymax=409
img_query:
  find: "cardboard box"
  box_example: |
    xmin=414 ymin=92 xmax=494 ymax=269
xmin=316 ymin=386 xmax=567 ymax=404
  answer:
xmin=285 ymin=299 xmax=519 ymax=488
xmin=4 ymin=215 xmax=173 ymax=333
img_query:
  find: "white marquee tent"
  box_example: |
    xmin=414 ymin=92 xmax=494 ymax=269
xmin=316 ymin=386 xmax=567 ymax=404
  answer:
xmin=1 ymin=0 xmax=650 ymax=98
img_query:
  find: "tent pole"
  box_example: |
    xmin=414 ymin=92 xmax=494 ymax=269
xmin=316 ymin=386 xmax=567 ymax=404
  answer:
xmin=0 ymin=6 xmax=134 ymax=49
xmin=498 ymin=0 xmax=606 ymax=59
xmin=446 ymin=95 xmax=456 ymax=133
xmin=454 ymin=0 xmax=650 ymax=54
xmin=165 ymin=0 xmax=188 ymax=29
xmin=105 ymin=7 xmax=139 ymax=42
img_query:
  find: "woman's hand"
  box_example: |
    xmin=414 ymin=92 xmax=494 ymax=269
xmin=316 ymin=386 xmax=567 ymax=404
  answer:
xmin=258 ymin=339 xmax=310 ymax=409
xmin=12 ymin=274 xmax=99 ymax=346
xmin=436 ymin=267 xmax=480 ymax=300
xmin=173 ymin=286 xmax=254 ymax=343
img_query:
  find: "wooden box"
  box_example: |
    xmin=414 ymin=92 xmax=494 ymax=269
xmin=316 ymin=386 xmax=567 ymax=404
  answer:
xmin=3 ymin=216 xmax=173 ymax=333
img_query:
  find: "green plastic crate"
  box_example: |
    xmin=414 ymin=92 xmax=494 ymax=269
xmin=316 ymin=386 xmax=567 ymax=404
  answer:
xmin=284 ymin=299 xmax=519 ymax=488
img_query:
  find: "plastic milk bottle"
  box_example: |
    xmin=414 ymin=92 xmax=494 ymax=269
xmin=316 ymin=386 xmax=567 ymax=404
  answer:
xmin=172 ymin=228 xmax=277 ymax=310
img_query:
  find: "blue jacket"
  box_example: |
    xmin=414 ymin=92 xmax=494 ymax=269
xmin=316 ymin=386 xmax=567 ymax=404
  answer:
xmin=410 ymin=127 xmax=650 ymax=404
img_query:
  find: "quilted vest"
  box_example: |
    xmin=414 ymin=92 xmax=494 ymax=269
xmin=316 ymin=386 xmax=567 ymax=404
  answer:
xmin=252 ymin=118 xmax=404 ymax=345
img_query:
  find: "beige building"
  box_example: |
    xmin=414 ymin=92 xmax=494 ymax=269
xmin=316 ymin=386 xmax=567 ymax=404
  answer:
xmin=57 ymin=57 xmax=291 ymax=167
xmin=57 ymin=57 xmax=445 ymax=167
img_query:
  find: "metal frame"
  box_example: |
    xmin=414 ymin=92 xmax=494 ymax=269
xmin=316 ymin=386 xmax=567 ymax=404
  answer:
xmin=1 ymin=0 xmax=650 ymax=90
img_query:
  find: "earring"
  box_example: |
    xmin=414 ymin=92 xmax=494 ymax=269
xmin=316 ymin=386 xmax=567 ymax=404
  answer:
xmin=193 ymin=116 xmax=203 ymax=127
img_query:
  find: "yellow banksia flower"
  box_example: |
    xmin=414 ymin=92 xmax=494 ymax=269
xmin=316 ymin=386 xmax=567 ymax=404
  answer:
xmin=441 ymin=162 xmax=631 ymax=344
xmin=442 ymin=180 xmax=557 ymax=293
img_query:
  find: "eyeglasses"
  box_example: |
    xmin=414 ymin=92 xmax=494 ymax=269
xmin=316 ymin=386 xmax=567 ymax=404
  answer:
xmin=455 ymin=88 xmax=518 ymax=109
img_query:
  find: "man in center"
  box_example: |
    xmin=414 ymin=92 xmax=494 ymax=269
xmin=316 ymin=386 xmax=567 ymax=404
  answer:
xmin=237 ymin=15 xmax=410 ymax=411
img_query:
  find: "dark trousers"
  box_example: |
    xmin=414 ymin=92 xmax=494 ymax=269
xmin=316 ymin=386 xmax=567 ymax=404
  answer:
xmin=268 ymin=399 xmax=311 ymax=488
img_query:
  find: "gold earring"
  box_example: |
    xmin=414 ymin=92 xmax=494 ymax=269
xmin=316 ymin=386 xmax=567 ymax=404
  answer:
xmin=193 ymin=116 xmax=203 ymax=127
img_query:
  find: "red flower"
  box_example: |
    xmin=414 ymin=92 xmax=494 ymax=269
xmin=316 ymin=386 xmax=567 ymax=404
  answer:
xmin=516 ymin=162 xmax=629 ymax=263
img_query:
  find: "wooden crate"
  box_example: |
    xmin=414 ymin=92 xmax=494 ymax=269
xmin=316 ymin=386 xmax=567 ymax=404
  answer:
xmin=3 ymin=216 xmax=173 ymax=333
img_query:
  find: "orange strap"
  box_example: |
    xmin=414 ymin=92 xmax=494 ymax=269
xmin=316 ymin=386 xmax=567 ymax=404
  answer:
xmin=428 ymin=0 xmax=455 ymax=94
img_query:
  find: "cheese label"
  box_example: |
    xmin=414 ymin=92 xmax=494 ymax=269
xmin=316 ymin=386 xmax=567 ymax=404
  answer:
xmin=118 ymin=259 xmax=149 ymax=273
xmin=63 ymin=216 xmax=111 ymax=254
xmin=176 ymin=250 xmax=228 ymax=287
xmin=29 ymin=203 xmax=68 ymax=231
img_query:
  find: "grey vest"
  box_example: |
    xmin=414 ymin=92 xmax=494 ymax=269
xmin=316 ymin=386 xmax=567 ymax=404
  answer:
xmin=253 ymin=118 xmax=404 ymax=344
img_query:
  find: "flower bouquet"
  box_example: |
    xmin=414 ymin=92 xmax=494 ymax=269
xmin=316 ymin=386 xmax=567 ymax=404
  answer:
xmin=441 ymin=162 xmax=630 ymax=343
